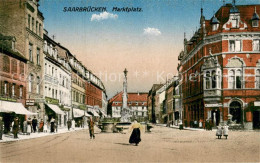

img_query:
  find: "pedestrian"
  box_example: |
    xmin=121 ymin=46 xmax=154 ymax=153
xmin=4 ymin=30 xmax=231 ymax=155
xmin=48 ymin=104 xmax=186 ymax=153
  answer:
xmin=13 ymin=117 xmax=19 ymax=139
xmin=55 ymin=119 xmax=58 ymax=133
xmin=50 ymin=117 xmax=55 ymax=133
xmin=88 ymin=117 xmax=95 ymax=139
xmin=67 ymin=119 xmax=71 ymax=131
xmin=223 ymin=124 xmax=229 ymax=139
xmin=129 ymin=119 xmax=142 ymax=146
xmin=23 ymin=120 xmax=27 ymax=134
xmin=216 ymin=124 xmax=223 ymax=139
xmin=0 ymin=116 xmax=3 ymax=140
xmin=27 ymin=117 xmax=32 ymax=135
xmin=72 ymin=119 xmax=75 ymax=130
xmin=32 ymin=116 xmax=38 ymax=133
xmin=39 ymin=119 xmax=44 ymax=132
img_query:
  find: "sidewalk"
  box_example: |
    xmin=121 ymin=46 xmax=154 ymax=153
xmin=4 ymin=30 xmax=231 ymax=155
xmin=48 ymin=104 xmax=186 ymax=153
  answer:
xmin=155 ymin=123 xmax=215 ymax=131
xmin=0 ymin=127 xmax=87 ymax=143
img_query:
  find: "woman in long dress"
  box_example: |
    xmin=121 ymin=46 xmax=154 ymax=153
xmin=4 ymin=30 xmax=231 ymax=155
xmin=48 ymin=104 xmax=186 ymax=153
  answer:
xmin=50 ymin=118 xmax=55 ymax=133
xmin=216 ymin=125 xmax=223 ymax=139
xmin=129 ymin=120 xmax=142 ymax=146
xmin=27 ymin=118 xmax=32 ymax=135
xmin=223 ymin=124 xmax=229 ymax=139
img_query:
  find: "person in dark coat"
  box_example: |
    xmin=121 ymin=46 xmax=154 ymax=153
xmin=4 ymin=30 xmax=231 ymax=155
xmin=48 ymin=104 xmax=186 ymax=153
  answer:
xmin=0 ymin=116 xmax=3 ymax=140
xmin=32 ymin=117 xmax=38 ymax=133
xmin=13 ymin=117 xmax=19 ymax=139
xmin=129 ymin=120 xmax=142 ymax=146
xmin=50 ymin=118 xmax=55 ymax=133
xmin=67 ymin=119 xmax=72 ymax=131
xmin=88 ymin=117 xmax=95 ymax=139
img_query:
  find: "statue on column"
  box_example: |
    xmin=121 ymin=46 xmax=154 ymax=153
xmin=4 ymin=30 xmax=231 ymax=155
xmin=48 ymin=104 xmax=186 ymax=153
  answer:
xmin=121 ymin=68 xmax=131 ymax=122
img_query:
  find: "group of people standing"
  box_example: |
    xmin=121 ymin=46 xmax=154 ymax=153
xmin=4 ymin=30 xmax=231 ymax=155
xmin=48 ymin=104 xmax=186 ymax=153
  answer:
xmin=216 ymin=124 xmax=229 ymax=139
xmin=23 ymin=117 xmax=46 ymax=135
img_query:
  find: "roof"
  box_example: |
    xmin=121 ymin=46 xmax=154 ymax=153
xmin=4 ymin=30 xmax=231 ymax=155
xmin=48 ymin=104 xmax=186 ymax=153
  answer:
xmin=109 ymin=92 xmax=148 ymax=106
xmin=211 ymin=15 xmax=220 ymax=24
xmin=229 ymin=5 xmax=240 ymax=13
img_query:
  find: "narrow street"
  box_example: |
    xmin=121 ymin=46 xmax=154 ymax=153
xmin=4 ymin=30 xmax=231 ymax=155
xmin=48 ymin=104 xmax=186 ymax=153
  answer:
xmin=0 ymin=126 xmax=259 ymax=162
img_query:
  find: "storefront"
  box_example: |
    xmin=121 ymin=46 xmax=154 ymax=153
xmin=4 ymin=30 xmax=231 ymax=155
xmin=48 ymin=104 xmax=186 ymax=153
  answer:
xmin=73 ymin=108 xmax=91 ymax=127
xmin=45 ymin=103 xmax=65 ymax=127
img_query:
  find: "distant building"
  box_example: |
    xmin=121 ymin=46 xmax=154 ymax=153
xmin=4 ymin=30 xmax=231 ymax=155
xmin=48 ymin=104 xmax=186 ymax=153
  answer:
xmin=108 ymin=92 xmax=148 ymax=122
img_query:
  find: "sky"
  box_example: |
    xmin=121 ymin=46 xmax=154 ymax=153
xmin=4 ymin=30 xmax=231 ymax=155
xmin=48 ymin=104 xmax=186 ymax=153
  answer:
xmin=39 ymin=0 xmax=260 ymax=98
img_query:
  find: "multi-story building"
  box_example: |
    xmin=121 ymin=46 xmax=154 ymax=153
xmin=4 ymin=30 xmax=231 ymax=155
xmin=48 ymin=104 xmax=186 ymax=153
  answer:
xmin=156 ymin=84 xmax=167 ymax=123
xmin=0 ymin=33 xmax=36 ymax=132
xmin=0 ymin=0 xmax=45 ymax=118
xmin=108 ymin=92 xmax=148 ymax=122
xmin=43 ymin=32 xmax=72 ymax=127
xmin=178 ymin=2 xmax=260 ymax=129
xmin=147 ymin=84 xmax=164 ymax=123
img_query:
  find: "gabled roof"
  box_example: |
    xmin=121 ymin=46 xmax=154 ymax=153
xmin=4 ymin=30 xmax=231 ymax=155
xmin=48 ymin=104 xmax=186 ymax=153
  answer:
xmin=109 ymin=92 xmax=148 ymax=103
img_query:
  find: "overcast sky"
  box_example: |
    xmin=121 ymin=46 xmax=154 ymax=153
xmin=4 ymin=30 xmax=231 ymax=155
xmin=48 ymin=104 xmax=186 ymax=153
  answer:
xmin=39 ymin=0 xmax=260 ymax=98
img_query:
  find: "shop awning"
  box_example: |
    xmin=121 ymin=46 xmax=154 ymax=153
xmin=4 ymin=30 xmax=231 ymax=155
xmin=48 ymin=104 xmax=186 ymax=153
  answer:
xmin=73 ymin=108 xmax=91 ymax=118
xmin=91 ymin=110 xmax=100 ymax=117
xmin=99 ymin=110 xmax=107 ymax=117
xmin=0 ymin=100 xmax=37 ymax=115
xmin=46 ymin=103 xmax=65 ymax=115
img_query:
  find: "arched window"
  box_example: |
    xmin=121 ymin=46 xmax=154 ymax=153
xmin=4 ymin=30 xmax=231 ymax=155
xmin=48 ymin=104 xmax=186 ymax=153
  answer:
xmin=228 ymin=70 xmax=235 ymax=89
xmin=3 ymin=56 xmax=10 ymax=73
xmin=256 ymin=69 xmax=260 ymax=88
xmin=205 ymin=71 xmax=211 ymax=89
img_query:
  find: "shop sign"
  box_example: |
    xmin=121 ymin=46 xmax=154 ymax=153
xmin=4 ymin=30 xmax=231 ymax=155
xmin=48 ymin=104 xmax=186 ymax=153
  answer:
xmin=0 ymin=97 xmax=17 ymax=102
xmin=45 ymin=97 xmax=59 ymax=105
xmin=173 ymin=95 xmax=180 ymax=99
xmin=205 ymin=103 xmax=222 ymax=107
xmin=254 ymin=101 xmax=260 ymax=106
xmin=26 ymin=99 xmax=35 ymax=106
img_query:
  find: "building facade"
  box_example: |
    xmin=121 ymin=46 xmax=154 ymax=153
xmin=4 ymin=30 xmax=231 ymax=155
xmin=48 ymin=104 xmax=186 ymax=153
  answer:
xmin=178 ymin=3 xmax=260 ymax=129
xmin=0 ymin=0 xmax=45 ymax=118
xmin=108 ymin=92 xmax=148 ymax=122
xmin=43 ymin=33 xmax=72 ymax=127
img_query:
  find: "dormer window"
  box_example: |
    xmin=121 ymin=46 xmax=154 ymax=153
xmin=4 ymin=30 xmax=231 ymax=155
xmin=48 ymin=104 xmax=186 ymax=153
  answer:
xmin=252 ymin=7 xmax=259 ymax=27
xmin=231 ymin=18 xmax=238 ymax=28
xmin=211 ymin=15 xmax=219 ymax=31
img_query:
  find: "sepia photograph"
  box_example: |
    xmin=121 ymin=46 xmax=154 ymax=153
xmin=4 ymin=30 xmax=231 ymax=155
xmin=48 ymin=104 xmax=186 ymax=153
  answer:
xmin=0 ymin=0 xmax=260 ymax=162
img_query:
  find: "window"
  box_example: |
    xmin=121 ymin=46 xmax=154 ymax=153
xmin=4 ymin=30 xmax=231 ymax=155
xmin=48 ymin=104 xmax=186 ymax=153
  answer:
xmin=252 ymin=20 xmax=259 ymax=27
xmin=253 ymin=40 xmax=260 ymax=51
xmin=29 ymin=74 xmax=33 ymax=92
xmin=32 ymin=17 xmax=34 ymax=32
xmin=231 ymin=19 xmax=238 ymax=28
xmin=228 ymin=69 xmax=243 ymax=89
xmin=4 ymin=82 xmax=8 ymax=95
xmin=45 ymin=63 xmax=47 ymax=74
xmin=19 ymin=62 xmax=24 ymax=75
xmin=29 ymin=43 xmax=33 ymax=62
xmin=12 ymin=40 xmax=15 ymax=50
xmin=12 ymin=84 xmax=15 ymax=97
xmin=28 ymin=14 xmax=31 ymax=29
xmin=205 ymin=71 xmax=210 ymax=89
xmin=256 ymin=69 xmax=260 ymax=88
xmin=212 ymin=70 xmax=216 ymax=89
xmin=36 ymin=76 xmax=40 ymax=94
xmin=39 ymin=24 xmax=42 ymax=36
xmin=212 ymin=24 xmax=219 ymax=31
xmin=36 ymin=21 xmax=38 ymax=34
xmin=36 ymin=48 xmax=40 ymax=65
xmin=11 ymin=59 xmax=17 ymax=74
xmin=229 ymin=40 xmax=241 ymax=52
xmin=19 ymin=86 xmax=23 ymax=97
xmin=3 ymin=56 xmax=10 ymax=72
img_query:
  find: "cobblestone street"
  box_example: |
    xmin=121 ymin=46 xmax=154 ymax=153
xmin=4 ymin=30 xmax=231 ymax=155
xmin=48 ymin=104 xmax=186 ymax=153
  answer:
xmin=0 ymin=126 xmax=259 ymax=162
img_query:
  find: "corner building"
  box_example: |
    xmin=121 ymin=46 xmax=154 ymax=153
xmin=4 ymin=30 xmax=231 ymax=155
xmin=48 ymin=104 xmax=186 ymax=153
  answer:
xmin=178 ymin=3 xmax=260 ymax=129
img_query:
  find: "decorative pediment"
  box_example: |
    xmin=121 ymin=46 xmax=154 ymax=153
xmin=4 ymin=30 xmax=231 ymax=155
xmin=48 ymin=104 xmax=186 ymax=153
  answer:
xmin=223 ymin=13 xmax=247 ymax=30
xmin=202 ymin=56 xmax=220 ymax=70
xmin=226 ymin=57 xmax=244 ymax=67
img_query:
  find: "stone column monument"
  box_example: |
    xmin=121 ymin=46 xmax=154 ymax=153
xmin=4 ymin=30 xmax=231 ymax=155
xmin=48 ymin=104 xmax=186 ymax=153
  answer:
xmin=121 ymin=68 xmax=131 ymax=122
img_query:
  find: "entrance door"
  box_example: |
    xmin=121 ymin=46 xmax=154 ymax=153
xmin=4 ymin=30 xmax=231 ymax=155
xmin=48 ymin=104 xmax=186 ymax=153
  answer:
xmin=229 ymin=101 xmax=242 ymax=124
xmin=211 ymin=109 xmax=220 ymax=126
xmin=253 ymin=111 xmax=260 ymax=129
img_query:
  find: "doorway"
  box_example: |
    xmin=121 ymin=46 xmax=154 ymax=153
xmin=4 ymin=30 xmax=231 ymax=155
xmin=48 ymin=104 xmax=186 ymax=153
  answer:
xmin=229 ymin=101 xmax=242 ymax=124
xmin=253 ymin=111 xmax=260 ymax=129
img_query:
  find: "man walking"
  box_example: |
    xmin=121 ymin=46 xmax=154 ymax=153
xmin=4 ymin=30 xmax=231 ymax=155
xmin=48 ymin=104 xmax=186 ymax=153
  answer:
xmin=88 ymin=117 xmax=95 ymax=139
xmin=32 ymin=116 xmax=38 ymax=133
xmin=13 ymin=117 xmax=19 ymax=139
